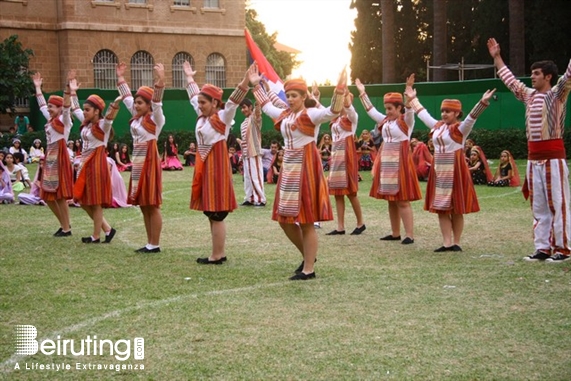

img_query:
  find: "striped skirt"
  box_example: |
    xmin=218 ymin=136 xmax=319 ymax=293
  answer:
xmin=272 ymin=142 xmax=333 ymax=224
xmin=424 ymin=149 xmax=479 ymax=214
xmin=73 ymin=146 xmax=112 ymax=207
xmin=370 ymin=140 xmax=422 ymax=202
xmin=329 ymin=136 xmax=359 ymax=196
xmin=128 ymin=140 xmax=162 ymax=206
xmin=190 ymin=139 xmax=237 ymax=212
xmin=41 ymin=139 xmax=73 ymax=202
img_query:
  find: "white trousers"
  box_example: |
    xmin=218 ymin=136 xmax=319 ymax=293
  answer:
xmin=243 ymin=155 xmax=266 ymax=204
xmin=528 ymin=159 xmax=571 ymax=254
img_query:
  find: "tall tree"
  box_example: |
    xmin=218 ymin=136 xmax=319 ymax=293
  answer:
xmin=0 ymin=35 xmax=34 ymax=114
xmin=432 ymin=0 xmax=447 ymax=81
xmin=349 ymin=0 xmax=383 ymax=83
xmin=381 ymin=0 xmax=396 ymax=83
xmin=245 ymin=9 xmax=299 ymax=80
xmin=508 ymin=0 xmax=525 ymax=76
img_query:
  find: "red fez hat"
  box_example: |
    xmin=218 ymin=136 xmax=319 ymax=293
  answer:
xmin=284 ymin=79 xmax=308 ymax=94
xmin=86 ymin=94 xmax=105 ymax=111
xmin=48 ymin=95 xmax=63 ymax=107
xmin=441 ymin=99 xmax=462 ymax=113
xmin=135 ymin=86 xmax=154 ymax=102
xmin=200 ymin=84 xmax=223 ymax=102
xmin=383 ymin=92 xmax=403 ymax=104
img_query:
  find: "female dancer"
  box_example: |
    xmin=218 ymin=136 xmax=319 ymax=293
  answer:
xmin=248 ymin=64 xmax=346 ymax=280
xmin=355 ymin=75 xmax=421 ymax=244
xmin=117 ymin=62 xmax=165 ymax=253
xmin=326 ymin=90 xmax=366 ymax=236
xmin=33 ymin=72 xmax=74 ymax=237
xmin=73 ymin=94 xmax=120 ymax=243
xmin=183 ymin=61 xmax=250 ymax=264
xmin=405 ymin=83 xmax=496 ymax=251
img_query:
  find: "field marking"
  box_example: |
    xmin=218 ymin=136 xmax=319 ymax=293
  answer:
xmin=477 ymin=188 xmax=521 ymax=199
xmin=0 ymin=281 xmax=288 ymax=373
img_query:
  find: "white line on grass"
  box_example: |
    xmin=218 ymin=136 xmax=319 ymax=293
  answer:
xmin=0 ymin=281 xmax=288 ymax=373
xmin=477 ymin=188 xmax=521 ymax=199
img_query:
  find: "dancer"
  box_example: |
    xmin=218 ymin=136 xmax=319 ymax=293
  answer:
xmin=410 ymin=138 xmax=432 ymax=181
xmin=237 ymin=98 xmax=266 ymax=207
xmin=248 ymin=63 xmax=346 ymax=280
xmin=488 ymin=38 xmax=571 ymax=262
xmin=326 ymin=90 xmax=366 ymax=236
xmin=184 ymin=61 xmax=250 ymax=264
xmin=356 ymin=75 xmax=421 ymax=244
xmin=32 ymin=72 xmax=74 ymax=237
xmin=405 ymin=82 xmax=495 ymax=252
xmin=117 ymin=62 xmax=165 ymax=253
xmin=74 ymin=94 xmax=120 ymax=243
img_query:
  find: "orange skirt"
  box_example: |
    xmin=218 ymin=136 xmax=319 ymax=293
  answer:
xmin=41 ymin=139 xmax=73 ymax=202
xmin=272 ymin=142 xmax=333 ymax=224
xmin=424 ymin=149 xmax=479 ymax=214
xmin=370 ymin=140 xmax=422 ymax=201
xmin=73 ymin=146 xmax=112 ymax=207
xmin=329 ymin=135 xmax=359 ymax=196
xmin=128 ymin=140 xmax=162 ymax=206
xmin=190 ymin=140 xmax=237 ymax=212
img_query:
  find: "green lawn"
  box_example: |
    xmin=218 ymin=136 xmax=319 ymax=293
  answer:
xmin=1 ymin=160 xmax=570 ymax=380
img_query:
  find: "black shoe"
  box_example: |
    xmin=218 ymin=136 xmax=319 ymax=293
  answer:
xmin=380 ymin=234 xmax=401 ymax=241
xmin=196 ymin=257 xmax=224 ymax=265
xmin=81 ymin=236 xmax=100 ymax=244
xmin=350 ymin=225 xmax=366 ymax=235
xmin=523 ymin=250 xmax=551 ymax=262
xmin=401 ymin=237 xmax=414 ymax=245
xmin=137 ymin=247 xmax=161 ymax=253
xmin=289 ymin=272 xmax=316 ymax=280
xmin=254 ymin=202 xmax=266 ymax=207
xmin=546 ymin=253 xmax=571 ymax=263
xmin=55 ymin=229 xmax=72 ymax=237
xmin=221 ymin=256 xmax=227 ymax=262
xmin=53 ymin=228 xmax=62 ymax=237
xmin=103 ymin=228 xmax=116 ymax=244
xmin=326 ymin=230 xmax=345 ymax=235
xmin=434 ymin=246 xmax=451 ymax=252
xmin=450 ymin=244 xmax=462 ymax=252
xmin=241 ymin=201 xmax=254 ymax=206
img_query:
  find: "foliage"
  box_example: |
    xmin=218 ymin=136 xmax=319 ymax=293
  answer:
xmin=350 ymin=0 xmax=571 ymax=84
xmin=245 ymin=9 xmax=299 ymax=80
xmin=0 ymin=35 xmax=34 ymax=114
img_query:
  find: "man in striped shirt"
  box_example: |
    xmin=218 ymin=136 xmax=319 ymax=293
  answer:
xmin=488 ymin=38 xmax=571 ymax=263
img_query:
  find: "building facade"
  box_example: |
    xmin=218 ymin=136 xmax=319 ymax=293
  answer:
xmin=0 ymin=0 xmax=247 ymax=93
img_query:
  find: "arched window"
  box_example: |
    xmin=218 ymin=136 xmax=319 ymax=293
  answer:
xmin=172 ymin=52 xmax=195 ymax=89
xmin=205 ymin=53 xmax=226 ymax=88
xmin=130 ymin=51 xmax=154 ymax=89
xmin=93 ymin=49 xmax=118 ymax=89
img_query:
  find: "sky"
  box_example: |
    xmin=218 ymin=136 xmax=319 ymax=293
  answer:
xmin=248 ymin=0 xmax=357 ymax=85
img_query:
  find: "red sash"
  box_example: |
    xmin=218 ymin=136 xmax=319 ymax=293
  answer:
xmin=522 ymin=139 xmax=566 ymax=199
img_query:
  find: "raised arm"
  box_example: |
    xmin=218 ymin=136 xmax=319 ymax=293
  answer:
xmin=553 ymin=59 xmax=571 ymax=102
xmin=219 ymin=64 xmax=251 ymax=127
xmin=151 ymin=63 xmax=166 ymax=135
xmin=458 ymin=89 xmax=496 ymax=136
xmin=32 ymin=73 xmax=50 ymax=120
xmin=487 ymin=38 xmax=531 ymax=103
xmin=405 ymin=86 xmax=439 ymax=129
xmin=183 ymin=60 xmax=201 ymax=114
xmin=103 ymin=96 xmax=122 ymax=133
xmin=355 ymin=78 xmax=386 ymax=123
xmin=249 ymin=62 xmax=286 ymax=119
xmin=68 ymin=75 xmax=84 ymax=123
xmin=116 ymin=62 xmax=136 ymax=116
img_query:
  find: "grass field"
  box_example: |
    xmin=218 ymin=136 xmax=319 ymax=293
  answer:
xmin=1 ymin=160 xmax=570 ymax=380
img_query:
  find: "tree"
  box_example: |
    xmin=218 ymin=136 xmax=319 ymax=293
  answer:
xmin=381 ymin=0 xmax=396 ymax=83
xmin=349 ymin=0 xmax=383 ymax=84
xmin=432 ymin=0 xmax=447 ymax=81
xmin=0 ymin=35 xmax=34 ymax=114
xmin=245 ymin=9 xmax=299 ymax=80
xmin=508 ymin=0 xmax=525 ymax=76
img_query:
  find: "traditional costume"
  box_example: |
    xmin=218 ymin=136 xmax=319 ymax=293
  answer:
xmin=187 ymin=82 xmax=247 ymax=215
xmin=0 ymin=161 xmax=14 ymax=204
xmin=488 ymin=150 xmax=520 ymax=187
xmin=359 ymin=92 xmax=421 ymax=202
xmin=498 ymin=60 xmax=571 ymax=256
xmin=328 ymin=105 xmax=359 ymax=197
xmin=410 ymin=98 xmax=489 ymax=214
xmin=35 ymin=93 xmax=74 ymax=202
xmin=73 ymin=95 xmax=116 ymax=207
xmin=239 ymin=102 xmax=266 ymax=205
xmin=118 ymin=83 xmax=165 ymax=206
xmin=252 ymin=79 xmax=342 ymax=224
xmin=412 ymin=141 xmax=433 ymax=181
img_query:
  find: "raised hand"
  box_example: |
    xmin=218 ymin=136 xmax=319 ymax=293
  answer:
xmin=247 ymin=62 xmax=261 ymax=86
xmin=405 ymin=73 xmax=415 ymax=88
xmin=311 ymin=81 xmax=320 ymax=100
xmin=154 ymin=63 xmax=165 ymax=82
xmin=487 ymin=38 xmax=500 ymax=58
xmin=116 ymin=62 xmax=127 ymax=78
xmin=336 ymin=67 xmax=347 ymax=90
xmin=67 ymin=70 xmax=77 ymax=83
xmin=182 ymin=60 xmax=196 ymax=79
xmin=32 ymin=72 xmax=42 ymax=88
xmin=69 ymin=78 xmax=80 ymax=93
xmin=355 ymin=78 xmax=365 ymax=95
xmin=404 ymin=85 xmax=417 ymax=100
xmin=481 ymin=88 xmax=497 ymax=103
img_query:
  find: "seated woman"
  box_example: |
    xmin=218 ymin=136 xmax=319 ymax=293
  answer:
xmin=115 ymin=143 xmax=132 ymax=172
xmin=271 ymin=149 xmax=284 ymax=184
xmin=3 ymin=152 xmax=24 ymax=192
xmin=161 ymin=134 xmax=183 ymax=170
xmin=183 ymin=142 xmax=197 ymax=167
xmin=318 ymin=133 xmax=332 ymax=171
xmin=488 ymin=150 xmax=520 ymax=187
xmin=9 ymin=138 xmax=28 ymax=164
xmin=29 ymin=139 xmax=44 ymax=164
xmin=0 ymin=162 xmax=14 ymax=204
xmin=357 ymin=129 xmax=375 ymax=171
xmin=410 ymin=137 xmax=433 ymax=181
xmin=18 ymin=156 xmax=47 ymax=206
xmin=468 ymin=148 xmax=491 ymax=185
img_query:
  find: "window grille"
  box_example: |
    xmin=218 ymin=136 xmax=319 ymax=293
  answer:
xmin=93 ymin=49 xmax=118 ymax=89
xmin=205 ymin=53 xmax=226 ymax=88
xmin=130 ymin=51 xmax=154 ymax=89
xmin=172 ymin=52 xmax=195 ymax=88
